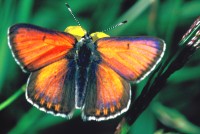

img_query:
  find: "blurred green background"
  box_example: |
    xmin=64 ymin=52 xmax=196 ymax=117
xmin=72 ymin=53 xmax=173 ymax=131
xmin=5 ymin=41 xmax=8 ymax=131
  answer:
xmin=0 ymin=0 xmax=200 ymax=134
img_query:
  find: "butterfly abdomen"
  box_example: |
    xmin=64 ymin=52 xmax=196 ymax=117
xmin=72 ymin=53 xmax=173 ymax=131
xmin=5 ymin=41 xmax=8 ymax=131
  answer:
xmin=74 ymin=38 xmax=101 ymax=108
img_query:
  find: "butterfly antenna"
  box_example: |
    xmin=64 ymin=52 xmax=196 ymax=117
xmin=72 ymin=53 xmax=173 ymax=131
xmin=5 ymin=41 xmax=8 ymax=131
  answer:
xmin=65 ymin=3 xmax=81 ymax=26
xmin=102 ymin=20 xmax=128 ymax=32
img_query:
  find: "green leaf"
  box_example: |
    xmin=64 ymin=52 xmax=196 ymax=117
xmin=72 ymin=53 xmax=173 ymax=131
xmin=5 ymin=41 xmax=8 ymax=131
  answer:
xmin=129 ymin=108 xmax=156 ymax=134
xmin=0 ymin=85 xmax=25 ymax=111
xmin=168 ymin=66 xmax=200 ymax=83
xmin=112 ymin=0 xmax=154 ymax=35
xmin=8 ymin=108 xmax=43 ymax=134
xmin=152 ymin=102 xmax=200 ymax=134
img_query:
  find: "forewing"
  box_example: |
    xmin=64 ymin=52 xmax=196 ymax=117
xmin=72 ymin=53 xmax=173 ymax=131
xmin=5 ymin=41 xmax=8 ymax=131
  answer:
xmin=83 ymin=63 xmax=131 ymax=121
xmin=26 ymin=59 xmax=75 ymax=118
xmin=8 ymin=23 xmax=76 ymax=72
xmin=96 ymin=37 xmax=165 ymax=82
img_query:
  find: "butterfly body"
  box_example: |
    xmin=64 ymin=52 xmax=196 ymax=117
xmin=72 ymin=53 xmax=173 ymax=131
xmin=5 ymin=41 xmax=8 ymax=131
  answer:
xmin=67 ymin=34 xmax=102 ymax=108
xmin=8 ymin=23 xmax=165 ymax=121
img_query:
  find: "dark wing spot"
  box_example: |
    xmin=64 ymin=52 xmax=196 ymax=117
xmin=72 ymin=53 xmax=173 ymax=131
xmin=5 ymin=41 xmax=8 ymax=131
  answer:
xmin=42 ymin=35 xmax=46 ymax=41
xmin=127 ymin=43 xmax=130 ymax=49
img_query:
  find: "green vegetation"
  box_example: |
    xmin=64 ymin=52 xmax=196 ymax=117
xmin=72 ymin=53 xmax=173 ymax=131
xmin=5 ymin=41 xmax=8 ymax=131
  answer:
xmin=0 ymin=0 xmax=199 ymax=133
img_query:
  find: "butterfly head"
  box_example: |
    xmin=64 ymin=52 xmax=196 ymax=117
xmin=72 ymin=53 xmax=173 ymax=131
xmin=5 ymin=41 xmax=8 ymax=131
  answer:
xmin=65 ymin=26 xmax=110 ymax=42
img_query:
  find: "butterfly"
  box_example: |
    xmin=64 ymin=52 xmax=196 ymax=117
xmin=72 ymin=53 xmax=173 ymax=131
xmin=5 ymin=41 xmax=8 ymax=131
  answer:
xmin=8 ymin=16 xmax=165 ymax=121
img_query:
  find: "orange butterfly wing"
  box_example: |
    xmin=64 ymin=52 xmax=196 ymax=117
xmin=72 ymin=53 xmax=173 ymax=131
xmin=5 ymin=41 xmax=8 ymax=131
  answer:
xmin=8 ymin=24 xmax=76 ymax=72
xmin=83 ymin=63 xmax=130 ymax=121
xmin=27 ymin=59 xmax=76 ymax=117
xmin=82 ymin=37 xmax=165 ymax=121
xmin=96 ymin=37 xmax=165 ymax=82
